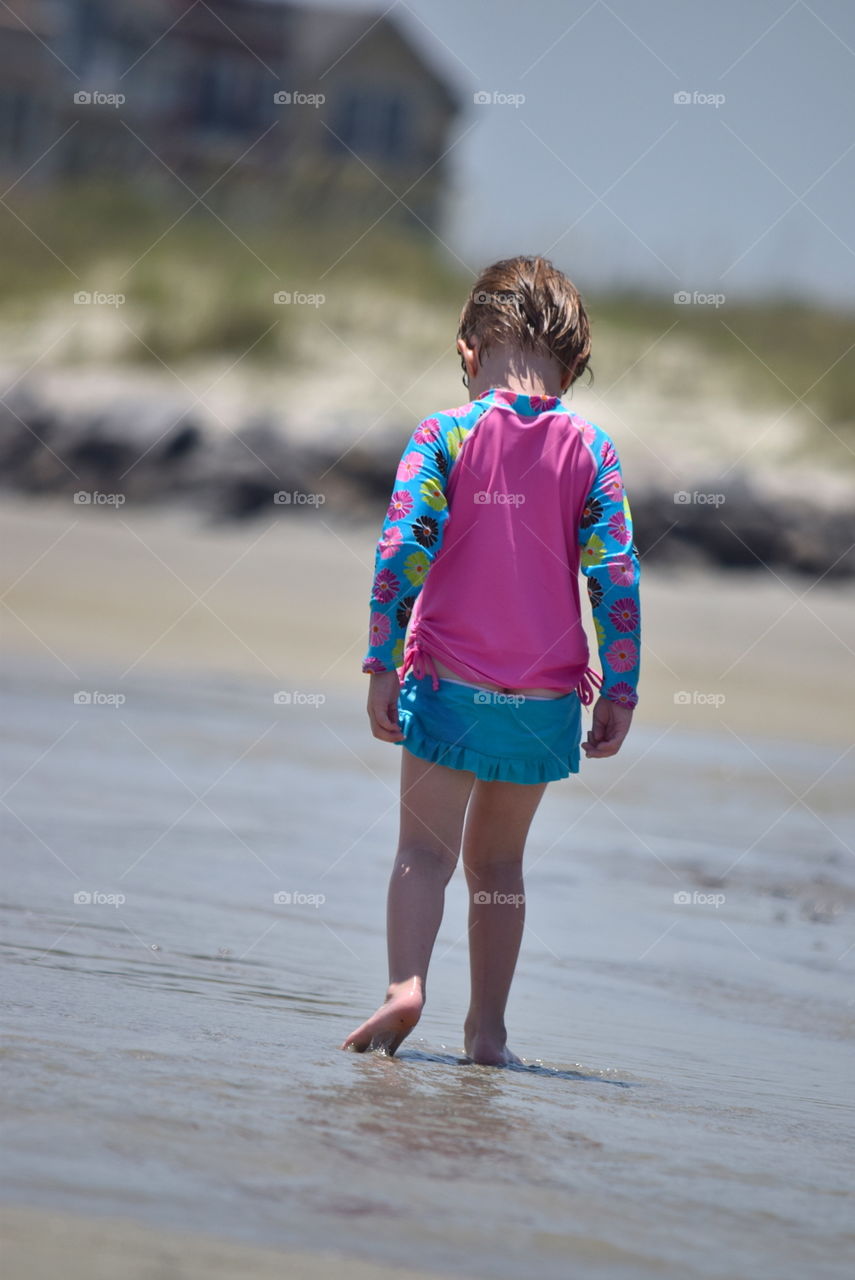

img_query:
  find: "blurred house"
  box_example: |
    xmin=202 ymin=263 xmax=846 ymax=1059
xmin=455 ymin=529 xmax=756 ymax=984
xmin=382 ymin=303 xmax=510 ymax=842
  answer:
xmin=0 ymin=0 xmax=460 ymax=230
xmin=0 ymin=1 xmax=57 ymax=179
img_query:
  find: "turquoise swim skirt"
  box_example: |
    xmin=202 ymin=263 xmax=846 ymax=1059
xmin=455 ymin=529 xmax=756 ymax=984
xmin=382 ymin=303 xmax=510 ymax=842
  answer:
xmin=396 ymin=671 xmax=582 ymax=784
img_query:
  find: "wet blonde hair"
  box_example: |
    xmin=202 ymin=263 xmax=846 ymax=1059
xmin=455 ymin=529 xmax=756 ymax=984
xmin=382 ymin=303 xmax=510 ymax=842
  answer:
xmin=457 ymin=255 xmax=592 ymax=388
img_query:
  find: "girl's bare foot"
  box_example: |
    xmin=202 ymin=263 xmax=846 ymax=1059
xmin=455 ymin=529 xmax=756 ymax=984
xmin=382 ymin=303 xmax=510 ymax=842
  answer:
xmin=463 ymin=1018 xmax=522 ymax=1067
xmin=341 ymin=978 xmax=424 ymax=1054
xmin=462 ymin=1038 xmax=522 ymax=1067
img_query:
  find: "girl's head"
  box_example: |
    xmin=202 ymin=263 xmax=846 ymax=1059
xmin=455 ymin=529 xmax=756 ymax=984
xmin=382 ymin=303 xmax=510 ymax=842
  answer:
xmin=457 ymin=256 xmax=592 ymax=395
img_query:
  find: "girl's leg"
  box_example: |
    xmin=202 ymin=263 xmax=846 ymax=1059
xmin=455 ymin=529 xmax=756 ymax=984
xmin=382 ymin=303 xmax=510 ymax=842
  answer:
xmin=461 ymin=777 xmax=548 ymax=1065
xmin=342 ymin=748 xmax=476 ymax=1054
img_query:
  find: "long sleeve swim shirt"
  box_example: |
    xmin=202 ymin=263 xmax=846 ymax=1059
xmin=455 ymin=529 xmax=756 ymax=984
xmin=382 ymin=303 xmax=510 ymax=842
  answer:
xmin=361 ymin=386 xmax=641 ymax=708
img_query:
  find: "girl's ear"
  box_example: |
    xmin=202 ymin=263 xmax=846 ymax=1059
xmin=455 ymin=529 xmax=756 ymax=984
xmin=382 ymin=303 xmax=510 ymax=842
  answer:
xmin=456 ymin=336 xmax=479 ymax=385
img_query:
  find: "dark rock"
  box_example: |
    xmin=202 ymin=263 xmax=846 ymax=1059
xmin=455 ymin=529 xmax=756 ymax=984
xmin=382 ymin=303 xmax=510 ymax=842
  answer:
xmin=0 ymin=396 xmax=57 ymax=478
xmin=2 ymin=383 xmax=854 ymax=580
xmin=199 ymin=416 xmax=317 ymax=520
xmin=632 ymin=473 xmax=855 ymax=578
xmin=0 ymin=387 xmax=211 ymax=504
xmin=159 ymin=422 xmax=202 ymax=462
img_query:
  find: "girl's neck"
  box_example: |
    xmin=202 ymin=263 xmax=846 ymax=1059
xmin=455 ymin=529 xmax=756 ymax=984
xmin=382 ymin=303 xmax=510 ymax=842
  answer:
xmin=475 ymin=378 xmax=560 ymax=399
xmin=471 ymin=355 xmax=566 ymax=400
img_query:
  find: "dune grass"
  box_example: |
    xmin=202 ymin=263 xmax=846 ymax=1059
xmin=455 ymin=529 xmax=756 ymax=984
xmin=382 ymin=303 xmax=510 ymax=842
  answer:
xmin=594 ymin=292 xmax=855 ymax=433
xmin=1 ymin=181 xmax=853 ymax=445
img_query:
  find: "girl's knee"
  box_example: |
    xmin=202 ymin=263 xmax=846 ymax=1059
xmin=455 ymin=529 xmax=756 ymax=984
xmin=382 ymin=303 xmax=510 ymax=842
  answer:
xmin=463 ymin=845 xmax=525 ymax=873
xmin=395 ymin=841 xmax=459 ymax=880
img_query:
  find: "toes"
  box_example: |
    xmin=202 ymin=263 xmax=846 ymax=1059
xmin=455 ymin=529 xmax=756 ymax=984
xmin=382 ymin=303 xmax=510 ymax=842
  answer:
xmin=341 ymin=1028 xmax=372 ymax=1052
xmin=342 ymin=993 xmax=423 ymax=1058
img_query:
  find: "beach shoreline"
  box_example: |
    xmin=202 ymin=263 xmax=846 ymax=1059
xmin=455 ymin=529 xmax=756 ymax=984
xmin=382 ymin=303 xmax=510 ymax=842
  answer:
xmin=2 ymin=495 xmax=852 ymax=744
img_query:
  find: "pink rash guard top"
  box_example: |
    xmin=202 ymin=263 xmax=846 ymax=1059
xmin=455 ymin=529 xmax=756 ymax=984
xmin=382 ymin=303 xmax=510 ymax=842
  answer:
xmin=362 ymin=386 xmax=641 ymax=709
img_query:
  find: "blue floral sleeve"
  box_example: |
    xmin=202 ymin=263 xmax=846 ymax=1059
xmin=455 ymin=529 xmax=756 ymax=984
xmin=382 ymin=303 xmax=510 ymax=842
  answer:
xmin=362 ymin=414 xmax=470 ymax=673
xmin=578 ymin=430 xmax=641 ymax=708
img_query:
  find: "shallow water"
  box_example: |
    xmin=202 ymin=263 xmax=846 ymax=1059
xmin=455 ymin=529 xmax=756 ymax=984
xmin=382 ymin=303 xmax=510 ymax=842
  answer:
xmin=2 ymin=661 xmax=854 ymax=1279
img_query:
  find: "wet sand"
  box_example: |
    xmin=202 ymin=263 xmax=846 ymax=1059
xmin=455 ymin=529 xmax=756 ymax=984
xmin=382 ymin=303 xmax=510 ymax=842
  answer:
xmin=0 ymin=1206 xmax=448 ymax=1280
xmin=1 ymin=496 xmax=853 ymax=742
xmin=2 ymin=497 xmax=854 ymax=1280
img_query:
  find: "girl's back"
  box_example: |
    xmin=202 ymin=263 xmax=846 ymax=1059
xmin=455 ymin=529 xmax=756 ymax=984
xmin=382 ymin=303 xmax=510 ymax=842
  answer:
xmin=366 ymin=383 xmax=638 ymax=707
xmin=347 ymin=255 xmax=641 ymax=1063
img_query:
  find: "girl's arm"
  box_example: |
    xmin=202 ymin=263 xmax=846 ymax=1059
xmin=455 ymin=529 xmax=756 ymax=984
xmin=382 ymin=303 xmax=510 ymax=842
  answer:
xmin=577 ymin=432 xmax=641 ymax=709
xmin=362 ymin=415 xmax=465 ymax=674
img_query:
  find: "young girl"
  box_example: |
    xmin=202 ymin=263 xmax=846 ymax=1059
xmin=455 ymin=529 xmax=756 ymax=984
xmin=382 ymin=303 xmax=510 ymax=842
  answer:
xmin=342 ymin=256 xmax=640 ymax=1066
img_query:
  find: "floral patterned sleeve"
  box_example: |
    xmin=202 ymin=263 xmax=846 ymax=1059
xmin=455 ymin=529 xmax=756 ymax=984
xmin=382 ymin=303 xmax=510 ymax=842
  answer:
xmin=362 ymin=415 xmax=459 ymax=674
xmin=578 ymin=430 xmax=641 ymax=708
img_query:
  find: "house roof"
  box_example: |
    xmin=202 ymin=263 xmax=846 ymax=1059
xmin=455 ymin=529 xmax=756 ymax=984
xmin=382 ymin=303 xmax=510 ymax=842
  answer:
xmin=1 ymin=1 xmax=461 ymax=114
xmin=281 ymin=2 xmax=462 ymax=114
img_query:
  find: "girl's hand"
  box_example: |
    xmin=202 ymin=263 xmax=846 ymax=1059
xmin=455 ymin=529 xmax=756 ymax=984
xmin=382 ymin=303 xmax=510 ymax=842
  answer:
xmin=582 ymin=696 xmax=634 ymax=758
xmin=367 ymin=671 xmax=405 ymax=742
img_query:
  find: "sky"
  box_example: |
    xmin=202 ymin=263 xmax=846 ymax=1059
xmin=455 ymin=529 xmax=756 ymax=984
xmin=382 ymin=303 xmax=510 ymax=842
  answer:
xmin=284 ymin=0 xmax=855 ymax=305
